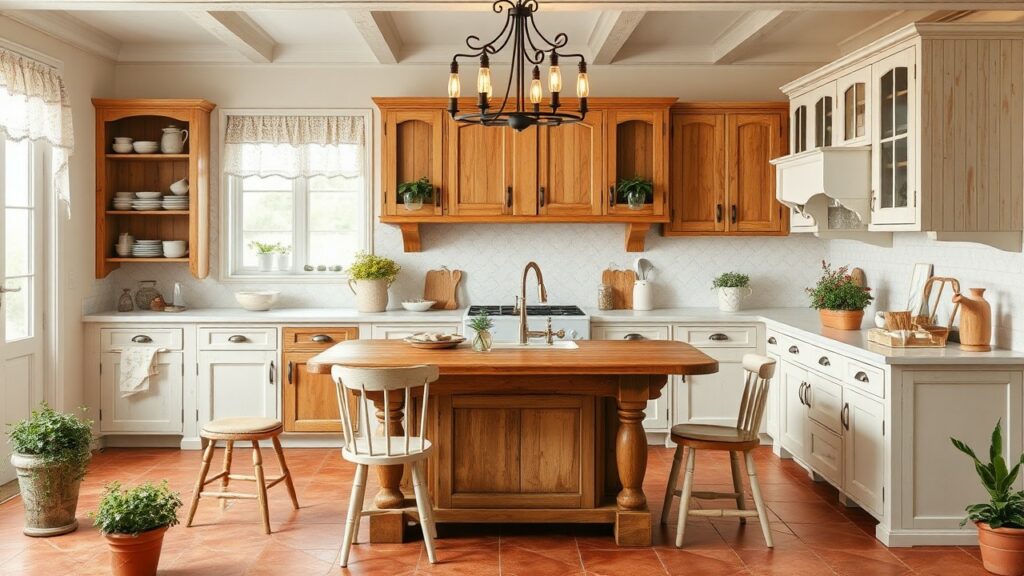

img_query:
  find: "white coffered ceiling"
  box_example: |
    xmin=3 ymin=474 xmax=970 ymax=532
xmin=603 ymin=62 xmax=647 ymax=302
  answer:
xmin=1 ymin=2 xmax=1021 ymax=66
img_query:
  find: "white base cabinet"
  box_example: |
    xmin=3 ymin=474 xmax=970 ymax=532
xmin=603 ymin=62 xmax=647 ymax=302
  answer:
xmin=100 ymin=351 xmax=184 ymax=434
xmin=197 ymin=350 xmax=278 ymax=429
xmin=843 ymin=387 xmax=884 ymax=517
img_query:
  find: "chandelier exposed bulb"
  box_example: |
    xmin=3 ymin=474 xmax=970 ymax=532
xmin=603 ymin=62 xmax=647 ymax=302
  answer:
xmin=530 ymin=66 xmax=543 ymax=104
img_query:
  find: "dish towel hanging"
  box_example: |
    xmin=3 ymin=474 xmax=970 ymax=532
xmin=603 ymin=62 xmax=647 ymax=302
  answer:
xmin=119 ymin=346 xmax=160 ymax=397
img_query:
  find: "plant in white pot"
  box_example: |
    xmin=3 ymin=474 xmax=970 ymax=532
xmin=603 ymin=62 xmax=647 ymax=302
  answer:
xmin=397 ymin=177 xmax=433 ymax=211
xmin=92 ymin=481 xmax=182 ymax=576
xmin=248 ymin=241 xmax=279 ymax=272
xmin=275 ymin=244 xmax=292 ymax=272
xmin=346 ymin=252 xmax=401 ymax=313
xmin=712 ymin=272 xmax=751 ymax=312
xmin=951 ymin=420 xmax=1024 ymax=576
xmin=8 ymin=404 xmax=92 ymax=536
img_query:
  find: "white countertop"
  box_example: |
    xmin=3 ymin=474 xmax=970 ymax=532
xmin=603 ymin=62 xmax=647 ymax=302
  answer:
xmin=82 ymin=307 xmax=467 ymax=324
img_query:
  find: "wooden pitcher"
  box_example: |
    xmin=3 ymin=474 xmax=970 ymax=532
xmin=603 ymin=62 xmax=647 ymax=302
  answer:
xmin=952 ymin=287 xmax=992 ymax=352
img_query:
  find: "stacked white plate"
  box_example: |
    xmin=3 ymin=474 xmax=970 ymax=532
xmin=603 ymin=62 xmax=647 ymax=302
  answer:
xmin=131 ymin=199 xmax=163 ymax=211
xmin=112 ymin=192 xmax=134 ymax=210
xmin=131 ymin=240 xmax=163 ymax=258
xmin=162 ymin=195 xmax=189 ymax=210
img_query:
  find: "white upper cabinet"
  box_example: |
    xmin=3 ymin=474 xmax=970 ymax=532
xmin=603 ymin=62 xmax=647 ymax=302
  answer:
xmin=871 ymin=48 xmax=917 ymax=227
xmin=837 ymin=66 xmax=871 ymax=146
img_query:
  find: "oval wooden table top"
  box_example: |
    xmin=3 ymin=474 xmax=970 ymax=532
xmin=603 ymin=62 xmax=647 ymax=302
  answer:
xmin=306 ymin=339 xmax=719 ymax=376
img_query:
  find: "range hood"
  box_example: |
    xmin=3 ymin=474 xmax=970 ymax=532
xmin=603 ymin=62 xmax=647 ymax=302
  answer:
xmin=770 ymin=146 xmax=872 ymax=230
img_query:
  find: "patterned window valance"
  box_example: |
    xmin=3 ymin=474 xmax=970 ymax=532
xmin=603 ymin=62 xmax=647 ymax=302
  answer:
xmin=222 ymin=114 xmax=365 ymax=180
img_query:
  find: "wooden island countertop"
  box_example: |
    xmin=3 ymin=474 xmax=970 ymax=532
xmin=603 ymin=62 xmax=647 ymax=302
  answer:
xmin=308 ymin=338 xmax=718 ymax=547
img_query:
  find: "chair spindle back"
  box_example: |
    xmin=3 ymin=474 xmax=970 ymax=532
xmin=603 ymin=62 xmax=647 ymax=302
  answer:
xmin=735 ymin=354 xmax=777 ymax=441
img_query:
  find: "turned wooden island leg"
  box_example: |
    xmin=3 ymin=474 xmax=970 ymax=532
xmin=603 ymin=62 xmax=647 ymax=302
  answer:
xmin=614 ymin=375 xmax=660 ymax=546
xmin=370 ymin=393 xmax=408 ymax=543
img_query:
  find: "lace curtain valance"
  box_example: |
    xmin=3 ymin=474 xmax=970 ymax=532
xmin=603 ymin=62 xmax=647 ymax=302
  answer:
xmin=0 ymin=47 xmax=74 ymax=212
xmin=222 ymin=115 xmax=365 ymax=180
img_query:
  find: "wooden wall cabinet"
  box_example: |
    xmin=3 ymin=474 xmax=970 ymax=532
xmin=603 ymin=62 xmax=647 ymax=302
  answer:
xmin=606 ymin=108 xmax=669 ymax=218
xmin=537 ymin=112 xmax=606 ymax=217
xmin=383 ymin=109 xmax=445 ymax=218
xmin=93 ymin=99 xmax=215 ymax=279
xmin=281 ymin=326 xmax=358 ymax=433
xmin=665 ymin=103 xmax=789 ymax=237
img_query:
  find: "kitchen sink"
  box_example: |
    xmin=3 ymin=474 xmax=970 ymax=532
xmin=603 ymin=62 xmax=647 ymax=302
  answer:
xmin=490 ymin=341 xmax=580 ymax=350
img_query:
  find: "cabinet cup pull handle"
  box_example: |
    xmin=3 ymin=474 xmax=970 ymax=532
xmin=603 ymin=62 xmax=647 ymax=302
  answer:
xmin=731 ymin=204 xmax=737 ymax=224
xmin=623 ymin=333 xmax=646 ymax=341
xmin=798 ymin=382 xmax=807 ymax=405
xmin=804 ymin=383 xmax=811 ymax=406
xmin=269 ymin=361 xmax=275 ymax=385
xmin=228 ymin=335 xmax=248 ymax=343
xmin=311 ymin=334 xmax=333 ymax=343
xmin=788 ymin=345 xmax=799 ymax=354
xmin=854 ymin=371 xmax=870 ymax=383
xmin=539 ymin=186 xmax=545 ymax=207
xmin=131 ymin=335 xmax=152 ymax=344
xmin=767 ymin=336 xmax=777 ymax=345
xmin=818 ymin=356 xmax=831 ymax=366
xmin=708 ymin=333 xmax=729 ymax=341
xmin=287 ymin=361 xmax=293 ymax=384
xmin=842 ymin=403 xmax=850 ymax=430
xmin=715 ymin=204 xmax=722 ymax=223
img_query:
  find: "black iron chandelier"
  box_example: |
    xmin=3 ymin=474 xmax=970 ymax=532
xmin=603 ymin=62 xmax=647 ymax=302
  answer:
xmin=447 ymin=0 xmax=590 ymax=131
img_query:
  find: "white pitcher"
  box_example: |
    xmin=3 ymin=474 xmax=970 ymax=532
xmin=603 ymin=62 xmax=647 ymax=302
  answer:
xmin=160 ymin=125 xmax=189 ymax=154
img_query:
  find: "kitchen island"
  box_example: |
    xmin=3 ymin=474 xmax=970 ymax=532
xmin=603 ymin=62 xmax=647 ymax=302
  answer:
xmin=307 ymin=339 xmax=718 ymax=546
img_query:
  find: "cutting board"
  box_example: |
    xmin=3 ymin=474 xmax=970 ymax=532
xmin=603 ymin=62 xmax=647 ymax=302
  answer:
xmin=423 ymin=268 xmax=462 ymax=310
xmin=602 ymin=269 xmax=636 ymax=310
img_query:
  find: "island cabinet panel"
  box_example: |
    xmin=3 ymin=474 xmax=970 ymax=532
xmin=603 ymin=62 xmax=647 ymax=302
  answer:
xmin=446 ymin=121 xmax=514 ymax=216
xmin=436 ymin=394 xmax=596 ymax=509
xmin=383 ymin=109 xmax=445 ymax=217
xmin=281 ymin=326 xmax=358 ymax=433
xmin=538 ymin=112 xmax=606 ymax=216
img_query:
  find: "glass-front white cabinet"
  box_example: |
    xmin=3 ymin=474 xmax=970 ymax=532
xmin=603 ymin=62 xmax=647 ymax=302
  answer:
xmin=870 ymin=48 xmax=916 ymax=227
xmin=837 ymin=66 xmax=871 ymax=146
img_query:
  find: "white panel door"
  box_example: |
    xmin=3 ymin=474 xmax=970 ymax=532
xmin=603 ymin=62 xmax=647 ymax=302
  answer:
xmin=780 ymin=361 xmax=809 ymax=461
xmin=676 ymin=352 xmax=745 ymax=427
xmin=100 ymin=351 xmax=184 ymax=433
xmin=198 ymin=350 xmax=277 ymax=429
xmin=765 ymin=351 xmax=781 ymax=442
xmin=592 ymin=325 xmax=671 ymax=432
xmin=843 ymin=387 xmax=885 ymax=516
xmin=0 ymin=139 xmax=46 ymax=483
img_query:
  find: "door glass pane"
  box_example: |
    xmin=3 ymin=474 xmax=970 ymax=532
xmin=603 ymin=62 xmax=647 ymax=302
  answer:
xmin=894 ymin=68 xmax=908 ymax=135
xmin=5 ymin=140 xmax=29 ymax=207
xmin=5 ymin=208 xmax=31 ymax=276
xmin=881 ymin=141 xmax=894 ymax=208
xmin=855 ymin=84 xmax=866 ymax=138
xmin=844 ymin=87 xmax=855 ymax=141
xmin=823 ymin=97 xmax=833 ymax=146
xmin=5 ymin=276 xmax=29 ymax=341
xmin=895 ymin=137 xmax=908 ymax=208
xmin=880 ymin=70 xmax=894 ymax=140
xmin=794 ymin=106 xmax=807 ymax=153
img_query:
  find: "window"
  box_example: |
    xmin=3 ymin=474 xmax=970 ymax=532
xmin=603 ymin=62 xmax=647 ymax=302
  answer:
xmin=0 ymin=138 xmax=43 ymax=342
xmin=222 ymin=110 xmax=371 ymax=279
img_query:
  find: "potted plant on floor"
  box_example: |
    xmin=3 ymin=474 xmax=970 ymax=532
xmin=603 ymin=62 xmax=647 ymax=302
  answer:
xmin=712 ymin=272 xmax=752 ymax=312
xmin=398 ymin=177 xmax=433 ymax=211
xmin=248 ymin=241 xmax=279 ymax=272
xmin=806 ymin=261 xmax=873 ymax=330
xmin=469 ymin=312 xmax=494 ymax=352
xmin=8 ymin=404 xmax=92 ymax=536
xmin=951 ymin=421 xmax=1024 ymax=576
xmin=92 ymin=481 xmax=183 ymax=576
xmin=346 ymin=251 xmax=401 ymax=313
xmin=616 ymin=176 xmax=653 ymax=210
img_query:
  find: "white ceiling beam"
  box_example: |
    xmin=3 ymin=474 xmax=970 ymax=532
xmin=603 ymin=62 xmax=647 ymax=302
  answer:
xmin=1 ymin=10 xmax=121 ymax=60
xmin=1 ymin=2 xmax=1023 ymax=11
xmin=588 ymin=11 xmax=645 ymax=65
xmin=347 ymin=10 xmax=401 ymax=64
xmin=185 ymin=11 xmax=275 ymax=62
xmin=711 ymin=10 xmax=793 ymax=64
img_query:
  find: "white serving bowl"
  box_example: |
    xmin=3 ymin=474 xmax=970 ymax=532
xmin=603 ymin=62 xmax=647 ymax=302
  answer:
xmin=112 ymin=144 xmax=133 ymax=154
xmin=401 ymin=300 xmax=436 ymax=312
xmin=169 ymin=179 xmax=189 ymax=195
xmin=135 ymin=191 xmax=162 ymax=199
xmin=235 ymin=291 xmax=280 ymax=312
xmin=133 ymin=141 xmax=159 ymax=153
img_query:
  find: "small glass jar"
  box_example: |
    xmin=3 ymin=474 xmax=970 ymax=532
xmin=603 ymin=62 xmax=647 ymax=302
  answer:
xmin=598 ymin=283 xmax=614 ymax=310
xmin=117 ymin=288 xmax=134 ymax=312
xmin=134 ymin=281 xmax=162 ymax=310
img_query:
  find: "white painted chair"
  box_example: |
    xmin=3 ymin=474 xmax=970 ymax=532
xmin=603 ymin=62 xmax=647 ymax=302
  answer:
xmin=661 ymin=354 xmax=777 ymax=548
xmin=332 ymin=364 xmax=440 ymax=567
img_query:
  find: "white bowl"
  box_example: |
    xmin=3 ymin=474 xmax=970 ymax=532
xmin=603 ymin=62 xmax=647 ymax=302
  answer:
xmin=133 ymin=141 xmax=159 ymax=153
xmin=135 ymin=191 xmax=162 ymax=199
xmin=235 ymin=291 xmax=280 ymax=312
xmin=402 ymin=300 xmax=436 ymax=312
xmin=112 ymin=144 xmax=133 ymax=154
xmin=169 ymin=179 xmax=189 ymax=195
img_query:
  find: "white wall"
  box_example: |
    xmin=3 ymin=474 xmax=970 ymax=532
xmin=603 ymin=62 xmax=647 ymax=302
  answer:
xmin=0 ymin=16 xmax=116 ymax=411
xmin=107 ymin=62 xmax=827 ymax=310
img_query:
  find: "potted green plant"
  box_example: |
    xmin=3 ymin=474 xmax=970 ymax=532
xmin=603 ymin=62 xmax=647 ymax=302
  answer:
xmin=275 ymin=244 xmax=292 ymax=272
xmin=712 ymin=272 xmax=752 ymax=313
xmin=397 ymin=177 xmax=433 ymax=211
xmin=951 ymin=421 xmax=1024 ymax=576
xmin=92 ymin=481 xmax=182 ymax=576
xmin=346 ymin=252 xmax=401 ymax=313
xmin=468 ymin=313 xmax=495 ymax=352
xmin=616 ymin=176 xmax=653 ymax=210
xmin=248 ymin=240 xmax=279 ymax=272
xmin=8 ymin=404 xmax=92 ymax=536
xmin=806 ymin=261 xmax=873 ymax=330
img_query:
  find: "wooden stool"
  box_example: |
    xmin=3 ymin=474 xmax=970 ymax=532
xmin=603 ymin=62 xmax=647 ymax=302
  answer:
xmin=662 ymin=354 xmax=777 ymax=548
xmin=185 ymin=417 xmax=299 ymax=534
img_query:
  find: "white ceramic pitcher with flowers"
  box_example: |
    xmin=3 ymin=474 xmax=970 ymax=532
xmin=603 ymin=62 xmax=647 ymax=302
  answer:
xmin=160 ymin=125 xmax=189 ymax=153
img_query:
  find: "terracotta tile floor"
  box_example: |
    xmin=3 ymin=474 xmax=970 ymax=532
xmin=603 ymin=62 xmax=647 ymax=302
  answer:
xmin=0 ymin=446 xmax=984 ymax=575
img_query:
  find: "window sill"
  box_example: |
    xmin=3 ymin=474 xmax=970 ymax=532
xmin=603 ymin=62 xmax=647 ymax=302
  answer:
xmin=219 ymin=272 xmax=349 ymax=284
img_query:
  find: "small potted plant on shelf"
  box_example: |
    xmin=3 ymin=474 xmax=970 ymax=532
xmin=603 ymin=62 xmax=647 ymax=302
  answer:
xmin=806 ymin=261 xmax=873 ymax=330
xmin=346 ymin=252 xmax=401 ymax=313
xmin=616 ymin=176 xmax=653 ymax=210
xmin=249 ymin=241 xmax=280 ymax=272
xmin=275 ymin=244 xmax=292 ymax=272
xmin=712 ymin=272 xmax=752 ymax=313
xmin=397 ymin=177 xmax=433 ymax=211
xmin=92 ymin=481 xmax=183 ymax=576
xmin=8 ymin=404 xmax=92 ymax=537
xmin=468 ymin=313 xmax=495 ymax=352
xmin=951 ymin=421 xmax=1024 ymax=576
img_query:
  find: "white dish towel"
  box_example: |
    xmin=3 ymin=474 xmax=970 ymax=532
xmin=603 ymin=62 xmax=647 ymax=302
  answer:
xmin=119 ymin=346 xmax=161 ymax=398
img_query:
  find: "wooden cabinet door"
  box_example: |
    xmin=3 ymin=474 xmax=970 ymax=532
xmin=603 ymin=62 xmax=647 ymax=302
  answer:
xmin=606 ymin=109 xmax=667 ymax=216
xmin=283 ymin=351 xmax=345 ymax=433
xmin=446 ymin=120 xmax=514 ymax=216
xmin=100 ymin=351 xmax=183 ymax=433
xmin=727 ymin=113 xmax=786 ymax=233
xmin=669 ymin=113 xmax=725 ymax=233
xmin=843 ymin=387 xmax=885 ymax=516
xmin=383 ymin=109 xmax=445 ymax=217
xmin=538 ymin=111 xmax=605 ymax=217
xmin=197 ymin=350 xmax=277 ymax=429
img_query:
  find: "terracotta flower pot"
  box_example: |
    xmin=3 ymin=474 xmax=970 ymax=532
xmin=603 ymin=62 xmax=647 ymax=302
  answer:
xmin=819 ymin=309 xmax=864 ymax=330
xmin=977 ymin=522 xmax=1024 ymax=576
xmin=106 ymin=526 xmax=168 ymax=576
xmin=10 ymin=453 xmax=85 ymax=537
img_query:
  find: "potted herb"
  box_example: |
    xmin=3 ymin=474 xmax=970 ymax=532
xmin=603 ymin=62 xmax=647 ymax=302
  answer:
xmin=712 ymin=272 xmax=752 ymax=313
xmin=951 ymin=421 xmax=1024 ymax=576
xmin=248 ymin=241 xmax=279 ymax=272
xmin=806 ymin=261 xmax=873 ymax=330
xmin=346 ymin=252 xmax=401 ymax=313
xmin=92 ymin=481 xmax=182 ymax=576
xmin=616 ymin=176 xmax=653 ymax=210
xmin=275 ymin=244 xmax=292 ymax=272
xmin=397 ymin=177 xmax=433 ymax=211
xmin=468 ymin=313 xmax=495 ymax=352
xmin=8 ymin=404 xmax=92 ymax=536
